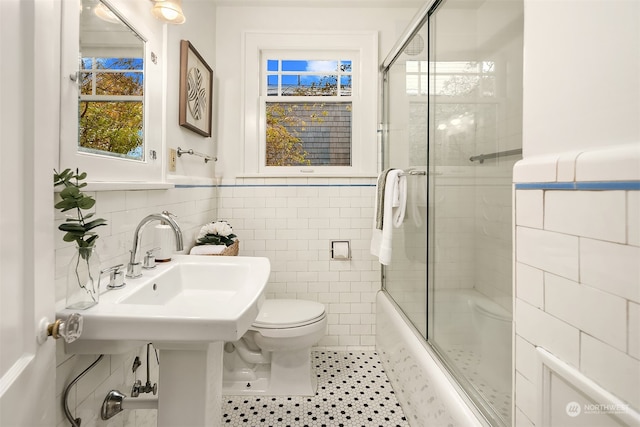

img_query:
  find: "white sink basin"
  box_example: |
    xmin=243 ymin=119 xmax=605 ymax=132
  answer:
xmin=58 ymin=255 xmax=270 ymax=354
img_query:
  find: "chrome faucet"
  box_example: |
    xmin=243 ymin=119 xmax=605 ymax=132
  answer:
xmin=126 ymin=212 xmax=184 ymax=278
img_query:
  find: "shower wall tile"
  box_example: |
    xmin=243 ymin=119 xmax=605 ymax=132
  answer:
xmin=516 ymin=226 xmax=579 ymax=281
xmin=515 ymin=262 xmax=544 ymax=309
xmin=580 ymin=238 xmax=640 ymax=304
xmin=515 ymin=145 xmax=640 ymax=426
xmin=514 ymin=408 xmax=536 ymax=427
xmin=515 ymin=189 xmax=543 ymax=228
xmin=575 ymin=143 xmax=640 ymax=182
xmin=580 ymin=333 xmax=640 ymax=409
xmin=515 ymin=334 xmax=538 ymax=382
xmin=515 ymin=372 xmax=537 ymax=424
xmin=515 ymin=298 xmax=580 ymax=367
xmin=544 ymin=273 xmax=627 ymax=352
xmin=629 ymin=301 xmax=640 ymax=359
xmin=545 ymin=190 xmax=626 ymax=243
xmin=628 ymin=191 xmax=640 ymax=246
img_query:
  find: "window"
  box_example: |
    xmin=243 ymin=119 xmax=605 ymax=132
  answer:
xmin=264 ymin=57 xmax=353 ymax=167
xmin=243 ymin=32 xmax=378 ymax=176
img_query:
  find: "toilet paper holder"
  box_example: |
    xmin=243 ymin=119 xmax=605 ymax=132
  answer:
xmin=331 ymin=240 xmax=351 ymax=261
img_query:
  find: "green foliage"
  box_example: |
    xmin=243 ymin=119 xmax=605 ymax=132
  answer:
xmin=79 ymin=101 xmax=143 ymax=156
xmin=266 ymin=103 xmax=311 ymax=166
xmin=53 ymin=169 xmax=107 ymax=248
xmin=79 ymin=58 xmax=143 ymax=156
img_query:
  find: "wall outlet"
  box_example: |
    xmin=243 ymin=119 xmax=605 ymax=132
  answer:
xmin=168 ymin=148 xmax=177 ymax=172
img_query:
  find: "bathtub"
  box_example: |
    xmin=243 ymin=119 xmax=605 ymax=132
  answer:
xmin=376 ymin=291 xmax=486 ymax=427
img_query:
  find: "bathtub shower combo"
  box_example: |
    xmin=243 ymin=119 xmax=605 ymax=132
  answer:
xmin=378 ymin=1 xmax=523 ymax=426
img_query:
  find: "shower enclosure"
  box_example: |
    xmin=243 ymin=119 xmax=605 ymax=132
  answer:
xmin=380 ymin=0 xmax=523 ymax=425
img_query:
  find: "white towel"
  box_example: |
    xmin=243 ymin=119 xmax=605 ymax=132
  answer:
xmin=189 ymin=245 xmax=227 ymax=255
xmin=370 ymin=169 xmax=407 ymax=265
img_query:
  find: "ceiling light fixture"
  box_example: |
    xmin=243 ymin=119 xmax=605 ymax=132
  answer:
xmin=94 ymin=2 xmax=121 ymax=24
xmin=150 ymin=0 xmax=186 ymax=25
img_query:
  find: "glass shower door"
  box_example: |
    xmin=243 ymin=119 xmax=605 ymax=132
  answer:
xmin=382 ymin=22 xmax=429 ymax=338
xmin=427 ymin=1 xmax=523 ymax=425
xmin=381 ymin=0 xmax=523 ymax=425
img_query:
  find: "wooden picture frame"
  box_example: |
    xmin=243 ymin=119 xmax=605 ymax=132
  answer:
xmin=179 ymin=40 xmax=213 ymax=137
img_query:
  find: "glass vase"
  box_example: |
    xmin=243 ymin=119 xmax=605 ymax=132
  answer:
xmin=66 ymin=245 xmax=101 ymax=310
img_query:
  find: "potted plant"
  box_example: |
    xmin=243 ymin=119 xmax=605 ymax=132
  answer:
xmin=191 ymin=221 xmax=239 ymax=256
xmin=54 ymin=168 xmax=107 ymax=309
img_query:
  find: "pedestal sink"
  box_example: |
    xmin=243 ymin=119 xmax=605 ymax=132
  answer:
xmin=57 ymin=255 xmax=270 ymax=427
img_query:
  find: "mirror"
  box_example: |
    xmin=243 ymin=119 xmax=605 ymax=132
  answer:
xmin=79 ymin=0 xmax=145 ymax=161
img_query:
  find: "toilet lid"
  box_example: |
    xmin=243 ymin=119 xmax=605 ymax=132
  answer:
xmin=252 ymin=299 xmax=326 ymax=329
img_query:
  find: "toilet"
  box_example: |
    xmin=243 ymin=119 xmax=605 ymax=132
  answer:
xmin=469 ymin=296 xmax=512 ymax=392
xmin=222 ymin=299 xmax=327 ymax=396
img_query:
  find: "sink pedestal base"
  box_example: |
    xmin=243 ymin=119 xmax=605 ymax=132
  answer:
xmin=157 ymin=342 xmax=224 ymax=427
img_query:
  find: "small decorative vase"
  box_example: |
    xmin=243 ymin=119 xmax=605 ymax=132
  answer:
xmin=65 ymin=245 xmax=101 ymax=310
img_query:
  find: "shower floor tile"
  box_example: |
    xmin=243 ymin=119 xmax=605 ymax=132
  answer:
xmin=222 ymin=351 xmax=409 ymax=427
xmin=445 ymin=347 xmax=512 ymax=422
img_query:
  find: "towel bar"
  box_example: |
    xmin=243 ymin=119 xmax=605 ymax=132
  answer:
xmin=176 ymin=147 xmax=217 ymax=163
xmin=399 ymin=170 xmax=426 ymax=176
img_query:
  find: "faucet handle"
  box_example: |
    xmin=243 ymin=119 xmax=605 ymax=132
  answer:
xmin=143 ymin=248 xmax=159 ymax=270
xmin=101 ymin=264 xmax=126 ymax=289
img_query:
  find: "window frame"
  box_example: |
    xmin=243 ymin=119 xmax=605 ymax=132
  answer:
xmin=242 ymin=31 xmax=378 ymax=177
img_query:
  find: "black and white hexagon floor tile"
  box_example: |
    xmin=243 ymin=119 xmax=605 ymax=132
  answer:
xmin=222 ymin=351 xmax=409 ymax=427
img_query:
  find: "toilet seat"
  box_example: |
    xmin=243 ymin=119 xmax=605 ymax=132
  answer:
xmin=252 ymin=299 xmax=326 ymax=329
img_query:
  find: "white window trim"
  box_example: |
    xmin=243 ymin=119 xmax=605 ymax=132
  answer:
xmin=241 ymin=31 xmax=378 ymax=177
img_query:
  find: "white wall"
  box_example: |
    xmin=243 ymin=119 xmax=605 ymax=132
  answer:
xmin=522 ymin=0 xmax=640 ymax=157
xmin=165 ymin=0 xmax=218 ymax=183
xmin=515 ymin=0 xmax=640 ymax=425
xmin=214 ymin=5 xmax=420 ymax=178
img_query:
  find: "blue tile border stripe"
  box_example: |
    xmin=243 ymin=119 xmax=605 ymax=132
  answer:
xmin=176 ymin=183 xmax=375 ymax=188
xmin=515 ymin=181 xmax=640 ymax=191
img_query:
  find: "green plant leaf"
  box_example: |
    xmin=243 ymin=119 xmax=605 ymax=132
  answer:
xmin=83 ymin=218 xmax=107 ymax=231
xmin=59 ymin=223 xmax=86 ymax=232
xmin=60 ymin=186 xmax=80 ymax=198
xmin=76 ymin=197 xmax=96 ymax=210
xmin=63 ymin=232 xmax=81 ymax=242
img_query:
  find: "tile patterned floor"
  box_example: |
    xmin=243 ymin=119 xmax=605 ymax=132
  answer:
xmin=222 ymin=351 xmax=410 ymax=427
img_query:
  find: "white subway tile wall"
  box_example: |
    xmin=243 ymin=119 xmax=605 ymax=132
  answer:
xmin=54 ymin=179 xmax=381 ymax=425
xmin=54 ymin=187 xmax=216 ymax=427
xmin=514 ymin=146 xmax=640 ymax=425
xmin=216 ymin=177 xmax=380 ymax=349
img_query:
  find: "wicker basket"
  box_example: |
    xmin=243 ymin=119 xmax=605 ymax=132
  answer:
xmin=209 ymin=240 xmax=239 ymax=256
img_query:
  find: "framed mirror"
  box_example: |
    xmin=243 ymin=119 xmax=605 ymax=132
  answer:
xmin=60 ymin=0 xmax=164 ymax=185
xmin=79 ymin=0 xmax=146 ymax=161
